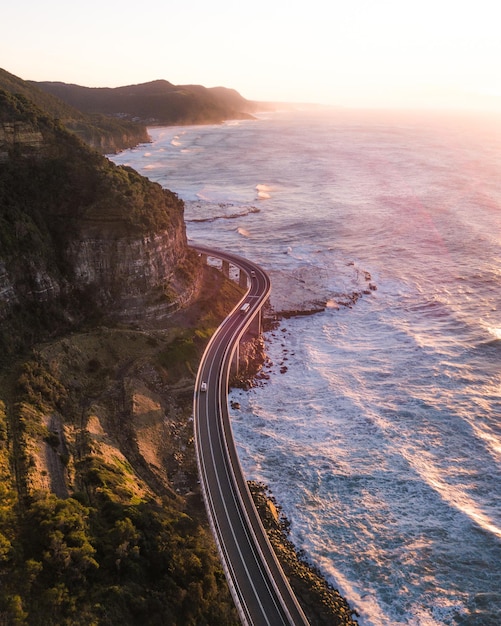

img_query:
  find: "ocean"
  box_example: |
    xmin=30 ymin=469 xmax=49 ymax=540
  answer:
xmin=110 ymin=108 xmax=501 ymax=626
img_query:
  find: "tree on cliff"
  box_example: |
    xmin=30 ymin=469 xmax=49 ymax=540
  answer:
xmin=0 ymin=88 xmax=199 ymax=358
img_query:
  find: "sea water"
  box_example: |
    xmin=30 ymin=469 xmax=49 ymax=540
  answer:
xmin=110 ymin=109 xmax=501 ymax=625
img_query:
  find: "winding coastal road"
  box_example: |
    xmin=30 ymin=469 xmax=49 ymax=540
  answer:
xmin=192 ymin=245 xmax=309 ymax=626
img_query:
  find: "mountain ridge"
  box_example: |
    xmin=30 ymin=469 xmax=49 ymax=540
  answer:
xmin=31 ymin=78 xmax=261 ymax=127
xmin=0 ymin=68 xmax=149 ymax=153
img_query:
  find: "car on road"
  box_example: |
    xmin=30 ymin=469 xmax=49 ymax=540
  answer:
xmin=200 ymin=381 xmax=207 ymax=392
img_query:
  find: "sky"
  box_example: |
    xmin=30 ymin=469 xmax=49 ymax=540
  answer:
xmin=2 ymin=0 xmax=501 ymax=112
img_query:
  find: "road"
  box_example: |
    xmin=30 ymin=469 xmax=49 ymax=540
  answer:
xmin=192 ymin=245 xmax=309 ymax=626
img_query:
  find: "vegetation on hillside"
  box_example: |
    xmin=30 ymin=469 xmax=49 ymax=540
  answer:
xmin=0 ymin=68 xmax=149 ymax=153
xmin=0 ymin=268 xmax=245 ymax=625
xmin=0 ymin=89 xmax=192 ymax=358
xmin=0 ymin=73 xmax=235 ymax=625
xmin=0 ymin=89 xmax=182 ymax=235
xmin=32 ymin=79 xmax=258 ymax=126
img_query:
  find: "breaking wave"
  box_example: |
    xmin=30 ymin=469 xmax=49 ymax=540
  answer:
xmin=185 ymin=202 xmax=260 ymax=223
xmin=256 ymin=183 xmax=272 ymax=199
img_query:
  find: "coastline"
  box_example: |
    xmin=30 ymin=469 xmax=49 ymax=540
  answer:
xmin=110 ymin=105 xmax=501 ymax=626
xmin=230 ymin=308 xmax=360 ymax=625
xmin=248 ymin=480 xmax=359 ymax=626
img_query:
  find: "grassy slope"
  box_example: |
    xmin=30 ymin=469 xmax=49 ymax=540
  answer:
xmin=0 ymin=267 xmax=242 ymax=625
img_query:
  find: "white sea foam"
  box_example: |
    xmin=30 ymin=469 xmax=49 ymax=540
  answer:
xmin=401 ymin=447 xmax=501 ymax=540
xmin=256 ymin=183 xmax=272 ymax=199
xmin=487 ymin=325 xmax=501 ymax=340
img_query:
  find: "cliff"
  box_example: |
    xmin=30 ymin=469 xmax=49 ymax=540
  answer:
xmin=0 ymin=88 xmax=201 ymax=357
xmin=0 ymin=68 xmax=149 ymax=153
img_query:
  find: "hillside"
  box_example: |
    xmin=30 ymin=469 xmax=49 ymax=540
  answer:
xmin=31 ymin=79 xmax=259 ymax=126
xmin=0 ymin=87 xmax=200 ymax=358
xmin=0 ymin=273 xmax=245 ymax=625
xmin=0 ymin=68 xmax=149 ymax=153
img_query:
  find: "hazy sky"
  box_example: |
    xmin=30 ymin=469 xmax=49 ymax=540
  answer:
xmin=3 ymin=0 xmax=501 ymax=111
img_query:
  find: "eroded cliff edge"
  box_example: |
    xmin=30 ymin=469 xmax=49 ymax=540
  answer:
xmin=0 ymin=89 xmax=201 ymax=357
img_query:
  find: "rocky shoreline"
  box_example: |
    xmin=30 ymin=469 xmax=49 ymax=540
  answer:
xmin=229 ymin=304 xmax=360 ymax=625
xmin=248 ymin=481 xmax=359 ymax=626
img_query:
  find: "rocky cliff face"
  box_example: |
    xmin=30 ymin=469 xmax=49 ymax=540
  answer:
xmin=64 ymin=119 xmax=151 ymax=154
xmin=0 ymin=225 xmax=200 ymax=325
xmin=0 ymin=89 xmax=201 ymax=356
xmin=0 ymin=121 xmax=45 ymax=161
xmin=65 ymin=228 xmax=200 ymax=322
